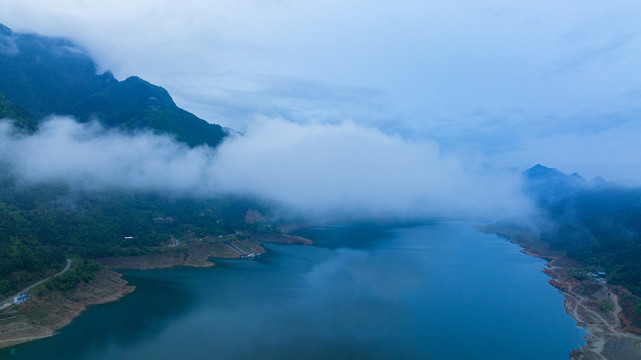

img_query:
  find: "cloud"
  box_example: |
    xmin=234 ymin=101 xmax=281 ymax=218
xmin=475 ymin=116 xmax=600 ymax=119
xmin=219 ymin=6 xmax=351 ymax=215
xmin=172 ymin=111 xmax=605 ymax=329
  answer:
xmin=0 ymin=118 xmax=216 ymax=193
xmin=2 ymin=1 xmax=638 ymax=213
xmin=489 ymin=121 xmax=641 ymax=182
xmin=0 ymin=117 xmax=532 ymax=220
xmin=3 ymin=0 xmax=641 ymax=147
xmin=211 ymin=117 xmax=530 ymax=218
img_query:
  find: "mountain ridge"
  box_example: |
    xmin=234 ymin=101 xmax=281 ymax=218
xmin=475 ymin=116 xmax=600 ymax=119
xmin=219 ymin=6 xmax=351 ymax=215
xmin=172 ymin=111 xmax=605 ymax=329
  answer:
xmin=0 ymin=23 xmax=226 ymax=148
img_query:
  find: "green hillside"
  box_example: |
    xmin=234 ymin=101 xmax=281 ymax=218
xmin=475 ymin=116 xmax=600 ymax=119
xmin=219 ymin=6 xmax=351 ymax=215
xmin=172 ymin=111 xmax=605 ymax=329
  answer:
xmin=0 ymin=169 xmax=268 ymax=297
xmin=72 ymin=76 xmax=226 ymax=147
xmin=0 ymin=24 xmax=237 ymax=296
xmin=0 ymin=23 xmax=225 ymax=148
xmin=0 ymin=92 xmax=36 ymax=132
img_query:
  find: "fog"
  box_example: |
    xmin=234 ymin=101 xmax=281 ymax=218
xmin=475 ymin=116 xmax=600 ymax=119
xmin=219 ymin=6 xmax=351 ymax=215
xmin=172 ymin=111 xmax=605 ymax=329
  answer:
xmin=0 ymin=117 xmax=532 ymax=219
xmin=2 ymin=1 xmax=640 ymax=219
xmin=2 ymin=1 xmax=641 ymax=181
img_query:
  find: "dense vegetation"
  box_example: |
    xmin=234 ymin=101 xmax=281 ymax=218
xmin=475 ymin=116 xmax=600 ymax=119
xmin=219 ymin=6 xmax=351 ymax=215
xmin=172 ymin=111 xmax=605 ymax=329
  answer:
xmin=540 ymin=187 xmax=641 ymax=296
xmin=0 ymin=24 xmax=102 ymax=118
xmin=0 ymin=169 xmax=267 ymax=297
xmin=0 ymin=93 xmax=36 ymax=132
xmin=47 ymin=259 xmax=102 ymax=292
xmin=0 ymin=23 xmax=264 ymax=298
xmin=520 ymin=164 xmax=641 ymax=321
xmin=0 ymin=23 xmax=225 ymax=148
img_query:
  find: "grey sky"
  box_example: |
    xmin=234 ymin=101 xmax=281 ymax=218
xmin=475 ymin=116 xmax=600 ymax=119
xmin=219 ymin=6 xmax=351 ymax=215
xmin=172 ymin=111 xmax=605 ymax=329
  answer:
xmin=1 ymin=0 xmax=641 ymax=181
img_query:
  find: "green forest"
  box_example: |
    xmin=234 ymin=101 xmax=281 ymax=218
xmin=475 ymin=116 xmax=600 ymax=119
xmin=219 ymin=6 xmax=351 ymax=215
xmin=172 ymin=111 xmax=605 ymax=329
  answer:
xmin=0 ymin=169 xmax=265 ymax=297
xmin=541 ymin=187 xmax=641 ymax=297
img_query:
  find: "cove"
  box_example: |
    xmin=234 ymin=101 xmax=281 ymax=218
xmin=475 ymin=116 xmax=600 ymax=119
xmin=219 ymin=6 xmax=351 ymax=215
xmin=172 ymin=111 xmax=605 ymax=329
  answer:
xmin=0 ymin=222 xmax=586 ymax=359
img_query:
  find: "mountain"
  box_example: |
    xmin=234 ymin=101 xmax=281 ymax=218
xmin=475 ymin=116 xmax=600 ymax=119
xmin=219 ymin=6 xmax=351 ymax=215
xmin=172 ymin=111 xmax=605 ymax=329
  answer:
xmin=541 ymin=186 xmax=641 ymax=295
xmin=0 ymin=23 xmax=240 ymax=297
xmin=503 ymin=164 xmax=641 ymax=328
xmin=0 ymin=23 xmax=225 ymax=148
xmin=0 ymin=92 xmax=36 ymax=132
xmin=523 ymin=164 xmax=589 ymax=205
xmin=70 ymin=76 xmax=226 ymax=147
xmin=520 ymin=164 xmax=641 ymax=298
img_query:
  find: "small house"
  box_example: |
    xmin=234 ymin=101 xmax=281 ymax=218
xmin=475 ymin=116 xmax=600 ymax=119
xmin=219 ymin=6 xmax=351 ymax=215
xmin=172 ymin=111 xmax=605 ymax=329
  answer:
xmin=13 ymin=293 xmax=28 ymax=304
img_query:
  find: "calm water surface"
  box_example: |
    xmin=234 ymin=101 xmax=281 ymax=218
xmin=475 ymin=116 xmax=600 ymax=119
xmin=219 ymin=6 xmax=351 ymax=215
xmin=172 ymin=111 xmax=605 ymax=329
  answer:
xmin=0 ymin=222 xmax=586 ymax=359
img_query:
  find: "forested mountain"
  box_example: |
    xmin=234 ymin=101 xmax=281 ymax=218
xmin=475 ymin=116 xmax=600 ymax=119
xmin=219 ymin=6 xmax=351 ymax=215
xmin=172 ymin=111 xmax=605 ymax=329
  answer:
xmin=0 ymin=92 xmax=36 ymax=132
xmin=0 ymin=24 xmax=246 ymax=297
xmin=0 ymin=169 xmax=267 ymax=297
xmin=0 ymin=23 xmax=225 ymax=148
xmin=523 ymin=165 xmax=641 ymax=297
xmin=523 ymin=164 xmax=589 ymax=206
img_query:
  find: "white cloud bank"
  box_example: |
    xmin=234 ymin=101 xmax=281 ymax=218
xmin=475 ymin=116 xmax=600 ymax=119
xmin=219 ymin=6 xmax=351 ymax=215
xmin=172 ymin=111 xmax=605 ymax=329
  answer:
xmin=2 ymin=1 xmax=641 ymax=182
xmin=0 ymin=117 xmax=532 ymax=219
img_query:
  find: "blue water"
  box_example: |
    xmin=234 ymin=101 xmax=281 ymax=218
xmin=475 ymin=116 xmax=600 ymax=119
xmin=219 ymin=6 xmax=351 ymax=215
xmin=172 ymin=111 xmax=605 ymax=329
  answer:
xmin=0 ymin=222 xmax=585 ymax=359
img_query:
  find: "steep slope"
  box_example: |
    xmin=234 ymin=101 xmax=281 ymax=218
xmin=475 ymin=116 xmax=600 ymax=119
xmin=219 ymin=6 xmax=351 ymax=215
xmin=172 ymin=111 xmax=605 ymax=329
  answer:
xmin=523 ymin=164 xmax=589 ymax=205
xmin=0 ymin=24 xmax=103 ymax=118
xmin=0 ymin=92 xmax=36 ymax=132
xmin=71 ymin=76 xmax=225 ymax=148
xmin=0 ymin=23 xmax=225 ymax=148
xmin=542 ymin=187 xmax=641 ymax=294
xmin=0 ymin=23 xmax=257 ymax=299
xmin=520 ymin=164 xmax=641 ymax=299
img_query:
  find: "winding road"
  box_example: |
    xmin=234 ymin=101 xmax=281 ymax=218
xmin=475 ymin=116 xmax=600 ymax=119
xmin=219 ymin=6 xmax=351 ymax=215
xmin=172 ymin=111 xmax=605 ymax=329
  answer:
xmin=0 ymin=259 xmax=72 ymax=310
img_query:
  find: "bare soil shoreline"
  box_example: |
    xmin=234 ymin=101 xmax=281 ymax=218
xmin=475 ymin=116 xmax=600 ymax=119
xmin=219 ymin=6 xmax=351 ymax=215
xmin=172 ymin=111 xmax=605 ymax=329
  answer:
xmin=0 ymin=232 xmax=312 ymax=349
xmin=0 ymin=269 xmax=134 ymax=349
xmin=482 ymin=226 xmax=641 ymax=360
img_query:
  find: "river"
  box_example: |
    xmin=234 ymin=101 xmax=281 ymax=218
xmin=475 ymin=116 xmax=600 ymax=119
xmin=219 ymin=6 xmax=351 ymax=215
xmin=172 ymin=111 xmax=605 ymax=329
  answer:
xmin=0 ymin=222 xmax=586 ymax=359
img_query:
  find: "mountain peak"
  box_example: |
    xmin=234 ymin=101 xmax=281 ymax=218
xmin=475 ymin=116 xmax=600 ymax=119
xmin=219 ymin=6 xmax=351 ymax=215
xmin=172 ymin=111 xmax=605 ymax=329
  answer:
xmin=590 ymin=176 xmax=609 ymax=187
xmin=525 ymin=164 xmax=563 ymax=179
xmin=0 ymin=25 xmax=226 ymax=148
xmin=523 ymin=164 xmax=589 ymax=205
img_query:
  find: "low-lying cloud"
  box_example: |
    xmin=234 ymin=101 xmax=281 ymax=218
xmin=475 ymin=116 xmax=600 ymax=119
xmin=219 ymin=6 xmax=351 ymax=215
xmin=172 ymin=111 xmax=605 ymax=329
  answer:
xmin=0 ymin=118 xmax=215 ymax=193
xmin=0 ymin=117 xmax=532 ymax=219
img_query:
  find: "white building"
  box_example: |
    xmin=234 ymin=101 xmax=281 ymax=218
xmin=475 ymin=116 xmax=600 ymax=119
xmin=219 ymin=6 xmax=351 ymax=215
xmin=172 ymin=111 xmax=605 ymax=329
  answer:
xmin=13 ymin=293 xmax=28 ymax=304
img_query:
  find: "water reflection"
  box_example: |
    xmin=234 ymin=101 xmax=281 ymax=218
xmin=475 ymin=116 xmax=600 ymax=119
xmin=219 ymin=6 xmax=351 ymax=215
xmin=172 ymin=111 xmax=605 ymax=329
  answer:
xmin=0 ymin=223 xmax=585 ymax=360
xmin=0 ymin=273 xmax=197 ymax=359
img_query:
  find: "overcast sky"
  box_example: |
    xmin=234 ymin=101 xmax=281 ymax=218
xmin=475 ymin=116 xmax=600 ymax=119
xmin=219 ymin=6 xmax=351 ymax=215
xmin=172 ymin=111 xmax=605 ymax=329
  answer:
xmin=2 ymin=0 xmax=641 ymax=183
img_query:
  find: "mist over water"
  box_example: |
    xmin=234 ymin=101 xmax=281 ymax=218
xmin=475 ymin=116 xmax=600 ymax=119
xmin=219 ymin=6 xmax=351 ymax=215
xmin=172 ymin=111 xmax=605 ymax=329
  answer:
xmin=0 ymin=117 xmax=532 ymax=220
xmin=1 ymin=4 xmax=637 ymax=358
xmin=0 ymin=223 xmax=585 ymax=360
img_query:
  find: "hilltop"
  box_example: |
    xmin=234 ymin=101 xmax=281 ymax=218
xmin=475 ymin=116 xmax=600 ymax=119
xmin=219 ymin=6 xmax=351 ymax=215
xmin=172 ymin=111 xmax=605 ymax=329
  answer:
xmin=0 ymin=23 xmax=225 ymax=148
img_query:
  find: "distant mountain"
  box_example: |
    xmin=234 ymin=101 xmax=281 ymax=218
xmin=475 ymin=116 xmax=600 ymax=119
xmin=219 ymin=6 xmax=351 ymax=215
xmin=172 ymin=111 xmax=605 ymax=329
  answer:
xmin=523 ymin=164 xmax=589 ymax=206
xmin=520 ymin=164 xmax=641 ymax=299
xmin=0 ymin=23 xmax=225 ymax=148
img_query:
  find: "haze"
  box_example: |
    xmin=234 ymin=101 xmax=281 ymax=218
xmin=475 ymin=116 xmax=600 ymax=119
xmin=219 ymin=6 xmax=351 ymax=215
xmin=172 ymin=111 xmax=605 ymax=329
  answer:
xmin=0 ymin=118 xmax=528 ymax=219
xmin=1 ymin=0 xmax=641 ymax=217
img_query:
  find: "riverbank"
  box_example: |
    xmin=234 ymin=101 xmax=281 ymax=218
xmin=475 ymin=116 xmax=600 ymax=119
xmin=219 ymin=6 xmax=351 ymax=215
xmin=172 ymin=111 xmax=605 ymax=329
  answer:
xmin=95 ymin=232 xmax=312 ymax=270
xmin=481 ymin=226 xmax=641 ymax=360
xmin=0 ymin=232 xmax=311 ymax=349
xmin=0 ymin=269 xmax=134 ymax=349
